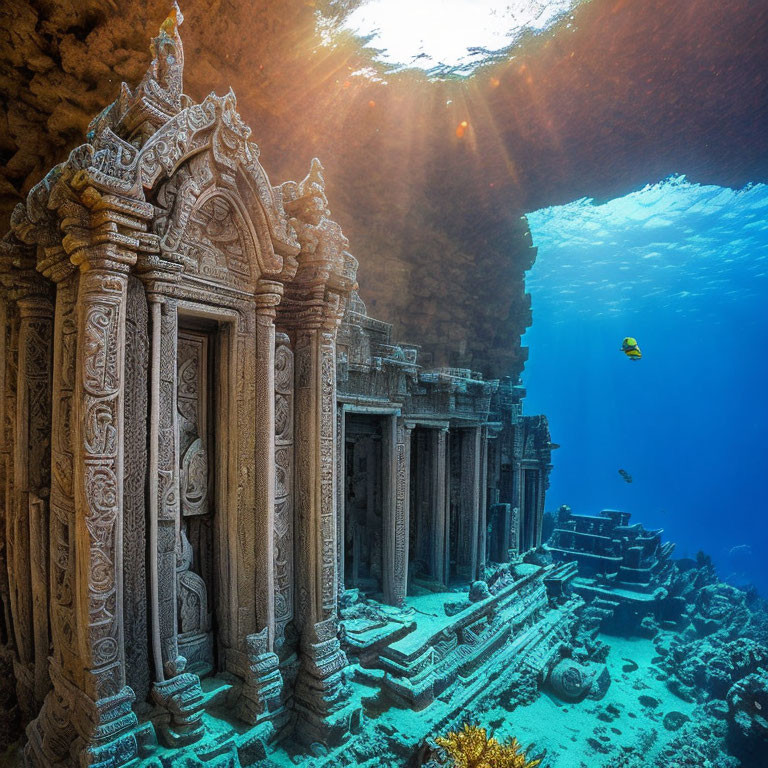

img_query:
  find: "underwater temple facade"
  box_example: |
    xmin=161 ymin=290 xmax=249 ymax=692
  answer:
xmin=0 ymin=11 xmax=567 ymax=768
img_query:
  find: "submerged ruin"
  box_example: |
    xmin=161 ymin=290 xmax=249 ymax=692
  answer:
xmin=2 ymin=6 xmax=767 ymax=768
xmin=0 ymin=11 xmax=571 ymax=767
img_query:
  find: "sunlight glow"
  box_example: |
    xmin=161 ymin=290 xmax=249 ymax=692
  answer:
xmin=342 ymin=0 xmax=581 ymax=74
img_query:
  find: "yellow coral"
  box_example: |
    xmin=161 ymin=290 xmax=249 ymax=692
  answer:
xmin=436 ymin=724 xmax=541 ymax=768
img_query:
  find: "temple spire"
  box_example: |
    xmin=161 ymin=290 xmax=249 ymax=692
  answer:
xmin=87 ymin=2 xmax=186 ymax=146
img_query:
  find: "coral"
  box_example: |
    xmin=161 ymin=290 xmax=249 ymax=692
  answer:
xmin=659 ymin=712 xmax=740 ymax=768
xmin=689 ymin=583 xmax=751 ymax=639
xmin=658 ymin=634 xmax=768 ymax=702
xmin=497 ymin=673 xmax=540 ymax=711
xmin=725 ymin=667 xmax=768 ymax=763
xmin=435 ymin=724 xmax=541 ymax=768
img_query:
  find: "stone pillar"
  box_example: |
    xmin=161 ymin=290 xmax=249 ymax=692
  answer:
xmin=457 ymin=427 xmax=482 ymax=582
xmin=509 ymin=506 xmax=520 ymax=557
xmin=70 ymin=255 xmax=139 ymax=764
xmin=148 ymin=295 xmax=180 ymax=679
xmin=335 ymin=404 xmax=346 ymax=603
xmin=236 ymin=282 xmax=285 ymax=727
xmin=291 ymin=324 xmax=357 ymax=746
xmin=27 ymin=186 xmax=157 ymax=767
xmin=14 ymin=290 xmax=54 ymax=711
xmin=0 ymin=282 xmax=20 ymax=748
xmin=443 ymin=428 xmax=452 ymax=585
xmin=535 ymin=468 xmax=546 ymax=548
xmin=432 ymin=428 xmax=449 ymax=586
xmin=478 ymin=426 xmax=489 ymax=577
xmin=274 ymin=332 xmax=296 ymax=652
xmin=278 ymin=157 xmax=359 ymax=746
xmin=25 ymin=259 xmax=79 ymax=765
xmin=122 ymin=276 xmax=149 ymax=705
xmin=253 ymin=282 xmax=282 ymax=647
xmin=0 ymin=289 xmax=13 ymax=647
xmin=382 ymin=416 xmax=411 ymax=606
xmin=137 ymin=257 xmax=208 ymax=747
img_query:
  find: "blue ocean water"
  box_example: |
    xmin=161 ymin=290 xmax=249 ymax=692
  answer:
xmin=523 ymin=176 xmax=768 ymax=596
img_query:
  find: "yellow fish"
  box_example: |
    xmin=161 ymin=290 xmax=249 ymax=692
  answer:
xmin=621 ymin=337 xmax=642 ymax=360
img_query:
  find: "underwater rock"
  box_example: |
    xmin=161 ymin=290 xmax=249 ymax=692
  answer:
xmin=469 ymin=580 xmax=491 ymax=602
xmin=661 ymin=710 xmax=741 ymax=768
xmin=659 ymin=634 xmax=768 ymax=702
xmin=638 ymin=616 xmax=660 ymax=639
xmin=596 ymin=703 xmax=621 ymax=723
xmin=588 ymin=665 xmax=611 ymax=700
xmin=443 ymin=599 xmax=471 ymax=617
xmin=638 ymin=694 xmax=660 ymax=710
xmin=662 ymin=711 xmax=690 ymax=731
xmin=725 ymin=668 xmax=768 ymax=763
xmin=522 ymin=546 xmax=552 ymax=568
xmin=690 ymin=583 xmax=750 ymax=639
xmin=497 ymin=672 xmax=540 ymax=711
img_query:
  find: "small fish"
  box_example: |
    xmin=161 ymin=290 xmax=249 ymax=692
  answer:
xmin=618 ymin=469 xmax=633 ymax=483
xmin=621 ymin=337 xmax=642 ymax=360
xmin=756 ymin=701 xmax=762 ymax=711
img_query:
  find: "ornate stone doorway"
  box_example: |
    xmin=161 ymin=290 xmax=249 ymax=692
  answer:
xmin=176 ymin=323 xmax=217 ymax=677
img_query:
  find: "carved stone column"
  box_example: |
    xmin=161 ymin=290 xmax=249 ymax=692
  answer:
xmin=237 ymin=281 xmax=285 ymax=728
xmin=0 ymin=277 xmax=21 ymax=749
xmin=0 ymin=287 xmax=13 ymax=647
xmin=147 ymin=295 xmax=180 ymax=678
xmin=457 ymin=427 xmax=482 ymax=582
xmin=432 ymin=428 xmax=449 ymax=586
xmin=535 ymin=468 xmax=546 ymax=548
xmin=33 ymin=186 xmax=157 ymax=767
xmin=278 ymin=156 xmax=359 ymax=746
xmin=382 ymin=416 xmax=411 ymax=606
xmin=283 ymin=310 xmax=361 ymax=745
xmin=274 ymin=332 xmax=295 ymax=652
xmin=335 ymin=404 xmax=346 ymax=603
xmin=70 ymin=255 xmax=140 ymax=763
xmin=291 ymin=325 xmax=353 ymax=744
xmin=254 ymin=281 xmax=282 ymax=647
xmin=478 ymin=426 xmax=489 ymax=577
xmin=14 ymin=288 xmax=54 ymax=712
xmin=136 ymin=254 xmax=207 ymax=748
xmin=25 ymin=254 xmax=85 ymax=765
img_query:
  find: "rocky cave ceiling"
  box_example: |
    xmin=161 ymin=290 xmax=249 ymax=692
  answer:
xmin=1 ymin=0 xmax=766 ymax=377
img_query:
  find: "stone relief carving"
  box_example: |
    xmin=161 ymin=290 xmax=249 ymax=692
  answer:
xmin=176 ymin=331 xmax=214 ymax=676
xmin=122 ymin=276 xmax=150 ymax=705
xmin=273 ymin=335 xmax=294 ymax=653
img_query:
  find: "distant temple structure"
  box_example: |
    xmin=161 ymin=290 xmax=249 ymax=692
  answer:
xmin=549 ymin=507 xmax=676 ymax=632
xmin=0 ymin=10 xmax=569 ymax=767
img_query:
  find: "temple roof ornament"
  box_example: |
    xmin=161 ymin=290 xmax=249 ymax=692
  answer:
xmin=1 ymin=4 xmax=354 ymax=288
xmin=87 ymin=2 xmax=186 ymax=148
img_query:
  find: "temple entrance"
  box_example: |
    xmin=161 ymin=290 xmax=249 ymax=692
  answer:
xmin=344 ymin=414 xmax=385 ymax=596
xmin=176 ymin=323 xmax=218 ymax=677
